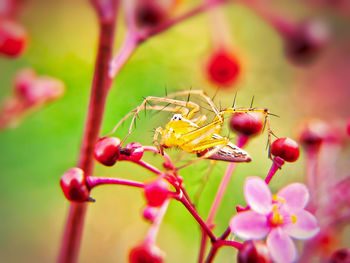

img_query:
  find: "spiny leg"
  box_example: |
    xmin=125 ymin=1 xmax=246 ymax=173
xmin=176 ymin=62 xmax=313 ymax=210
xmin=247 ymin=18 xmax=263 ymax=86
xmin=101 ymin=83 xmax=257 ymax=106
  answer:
xmin=164 ymin=90 xmax=222 ymax=121
xmin=153 ymin=126 xmax=163 ymax=154
xmin=105 ymin=97 xmax=200 ymax=143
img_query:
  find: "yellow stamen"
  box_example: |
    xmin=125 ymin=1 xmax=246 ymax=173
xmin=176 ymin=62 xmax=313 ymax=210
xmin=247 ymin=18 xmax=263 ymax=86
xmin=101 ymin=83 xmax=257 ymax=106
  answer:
xmin=271 ymin=211 xmax=284 ymax=225
xmin=291 ymin=214 xmax=297 ymax=224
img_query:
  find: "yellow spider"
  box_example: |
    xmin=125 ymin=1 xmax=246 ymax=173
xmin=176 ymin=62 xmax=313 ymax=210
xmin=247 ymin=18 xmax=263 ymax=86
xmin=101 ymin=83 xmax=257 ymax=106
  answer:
xmin=109 ymin=90 xmax=271 ymax=166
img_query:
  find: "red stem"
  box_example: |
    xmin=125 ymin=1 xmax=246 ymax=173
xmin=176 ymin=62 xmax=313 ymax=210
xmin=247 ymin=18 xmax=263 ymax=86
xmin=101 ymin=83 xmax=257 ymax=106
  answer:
xmin=178 ymin=196 xmax=216 ymax=242
xmin=198 ymin=135 xmax=248 ymax=263
xmin=145 ymin=199 xmax=170 ymax=244
xmin=265 ymin=156 xmax=285 ymax=184
xmin=86 ymin=176 xmax=144 ymax=189
xmin=58 ymin=1 xmax=118 ymax=263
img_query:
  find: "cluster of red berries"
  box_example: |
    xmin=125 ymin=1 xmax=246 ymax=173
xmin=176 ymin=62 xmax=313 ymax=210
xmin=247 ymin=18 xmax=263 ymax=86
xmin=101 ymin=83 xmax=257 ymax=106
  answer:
xmin=94 ymin=137 xmax=144 ymax=166
xmin=229 ymin=112 xmax=300 ymax=162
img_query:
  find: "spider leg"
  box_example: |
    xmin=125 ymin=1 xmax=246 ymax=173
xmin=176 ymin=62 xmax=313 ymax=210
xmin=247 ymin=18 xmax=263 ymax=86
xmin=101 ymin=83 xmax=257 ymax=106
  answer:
xmin=164 ymin=90 xmax=221 ymax=121
xmin=105 ymin=97 xmax=200 ymax=143
xmin=153 ymin=126 xmax=163 ymax=154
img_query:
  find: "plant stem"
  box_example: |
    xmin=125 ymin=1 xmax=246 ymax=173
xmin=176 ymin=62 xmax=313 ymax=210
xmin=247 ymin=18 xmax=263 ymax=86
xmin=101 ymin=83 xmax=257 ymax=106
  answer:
xmin=145 ymin=199 xmax=170 ymax=244
xmin=265 ymin=156 xmax=285 ymax=184
xmin=198 ymin=135 xmax=248 ymax=263
xmin=86 ymin=176 xmax=144 ymax=189
xmin=179 ymin=195 xmax=216 ymax=242
xmin=58 ymin=1 xmax=118 ymax=263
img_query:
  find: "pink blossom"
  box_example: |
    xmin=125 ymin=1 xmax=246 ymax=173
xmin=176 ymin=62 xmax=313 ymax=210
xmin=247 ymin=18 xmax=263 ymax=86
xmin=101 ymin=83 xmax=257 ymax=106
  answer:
xmin=230 ymin=177 xmax=319 ymax=263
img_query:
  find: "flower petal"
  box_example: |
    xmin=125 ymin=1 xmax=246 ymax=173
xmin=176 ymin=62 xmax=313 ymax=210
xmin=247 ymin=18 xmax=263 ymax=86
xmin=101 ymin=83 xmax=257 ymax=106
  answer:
xmin=230 ymin=211 xmax=269 ymax=240
xmin=267 ymin=228 xmax=297 ymax=263
xmin=245 ymin=177 xmax=272 ymax=214
xmin=277 ymin=183 xmax=309 ymax=210
xmin=284 ymin=210 xmax=320 ymax=239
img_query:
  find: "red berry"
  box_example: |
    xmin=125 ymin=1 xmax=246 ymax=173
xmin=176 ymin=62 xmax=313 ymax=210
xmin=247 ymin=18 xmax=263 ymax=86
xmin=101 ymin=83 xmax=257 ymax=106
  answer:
xmin=142 ymin=206 xmax=159 ymax=223
xmin=230 ymin=112 xmax=264 ymax=137
xmin=271 ymin=138 xmax=300 ymax=162
xmin=94 ymin=137 xmax=121 ymax=166
xmin=13 ymin=68 xmax=37 ymax=98
xmin=129 ymin=243 xmax=164 ymax=263
xmin=296 ymin=119 xmax=329 ymax=149
xmin=347 ymin=118 xmax=350 ymax=137
xmin=144 ymin=179 xmax=170 ymax=207
xmin=0 ymin=19 xmax=28 ymax=57
xmin=60 ymin=168 xmax=90 ymax=202
xmin=284 ymin=19 xmax=329 ymax=65
xmin=238 ymin=241 xmax=272 ymax=263
xmin=206 ymin=48 xmax=240 ymax=87
xmin=135 ymin=0 xmax=166 ymax=27
xmin=119 ymin=142 xmax=144 ymax=162
xmin=329 ymin=248 xmax=350 ymax=263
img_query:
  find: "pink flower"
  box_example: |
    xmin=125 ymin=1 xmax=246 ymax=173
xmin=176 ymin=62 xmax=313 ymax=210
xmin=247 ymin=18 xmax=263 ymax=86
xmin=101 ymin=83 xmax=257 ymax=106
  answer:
xmin=230 ymin=177 xmax=319 ymax=263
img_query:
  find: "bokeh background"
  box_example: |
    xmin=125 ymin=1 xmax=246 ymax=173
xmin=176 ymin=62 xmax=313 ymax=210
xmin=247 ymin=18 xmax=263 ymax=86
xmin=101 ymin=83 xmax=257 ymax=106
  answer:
xmin=0 ymin=0 xmax=349 ymax=262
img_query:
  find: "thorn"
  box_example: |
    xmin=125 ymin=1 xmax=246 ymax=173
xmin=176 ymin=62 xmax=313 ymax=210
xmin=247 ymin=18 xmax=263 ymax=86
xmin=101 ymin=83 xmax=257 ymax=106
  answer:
xmin=187 ymin=86 xmax=192 ymax=103
xmin=271 ymin=130 xmax=279 ymax=139
xmin=165 ymin=85 xmax=168 ymax=96
xmin=232 ymin=92 xmax=237 ymax=108
xmin=212 ymin=88 xmax=219 ymax=102
xmin=250 ymin=96 xmax=255 ymax=108
xmin=268 ymin=112 xmax=280 ymax=118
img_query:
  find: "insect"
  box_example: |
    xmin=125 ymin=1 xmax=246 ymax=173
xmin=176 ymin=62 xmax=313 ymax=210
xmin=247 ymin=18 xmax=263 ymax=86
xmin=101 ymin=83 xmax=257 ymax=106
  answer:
xmin=109 ymin=90 xmax=272 ymax=167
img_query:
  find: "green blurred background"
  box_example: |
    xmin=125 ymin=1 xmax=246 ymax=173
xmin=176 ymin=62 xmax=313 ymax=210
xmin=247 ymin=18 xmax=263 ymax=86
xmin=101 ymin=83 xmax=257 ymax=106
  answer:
xmin=0 ymin=0 xmax=349 ymax=262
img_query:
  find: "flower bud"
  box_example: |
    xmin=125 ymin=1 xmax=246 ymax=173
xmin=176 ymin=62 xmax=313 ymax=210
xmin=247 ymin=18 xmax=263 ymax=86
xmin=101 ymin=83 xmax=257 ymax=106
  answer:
xmin=238 ymin=240 xmax=272 ymax=263
xmin=206 ymin=48 xmax=240 ymax=87
xmin=119 ymin=142 xmax=144 ymax=162
xmin=0 ymin=19 xmax=28 ymax=57
xmin=284 ymin=19 xmax=329 ymax=65
xmin=144 ymin=178 xmax=170 ymax=207
xmin=329 ymin=248 xmax=350 ymax=263
xmin=129 ymin=242 xmax=164 ymax=263
xmin=229 ymin=112 xmax=264 ymax=137
xmin=271 ymin=137 xmax=300 ymax=162
xmin=142 ymin=205 xmax=159 ymax=223
xmin=94 ymin=137 xmax=121 ymax=166
xmin=60 ymin=168 xmax=90 ymax=202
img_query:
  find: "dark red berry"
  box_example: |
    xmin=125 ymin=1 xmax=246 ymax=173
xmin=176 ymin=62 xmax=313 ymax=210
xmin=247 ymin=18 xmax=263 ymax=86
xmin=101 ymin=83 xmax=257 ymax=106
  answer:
xmin=135 ymin=0 xmax=166 ymax=27
xmin=60 ymin=168 xmax=90 ymax=202
xmin=129 ymin=243 xmax=164 ymax=263
xmin=206 ymin=48 xmax=240 ymax=87
xmin=271 ymin=137 xmax=300 ymax=162
xmin=0 ymin=19 xmax=28 ymax=57
xmin=284 ymin=19 xmax=329 ymax=65
xmin=94 ymin=137 xmax=121 ymax=166
xmin=329 ymin=248 xmax=350 ymax=263
xmin=142 ymin=206 xmax=159 ymax=223
xmin=144 ymin=178 xmax=170 ymax=207
xmin=296 ymin=119 xmax=329 ymax=149
xmin=230 ymin=112 xmax=264 ymax=137
xmin=238 ymin=241 xmax=272 ymax=263
xmin=119 ymin=142 xmax=144 ymax=162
